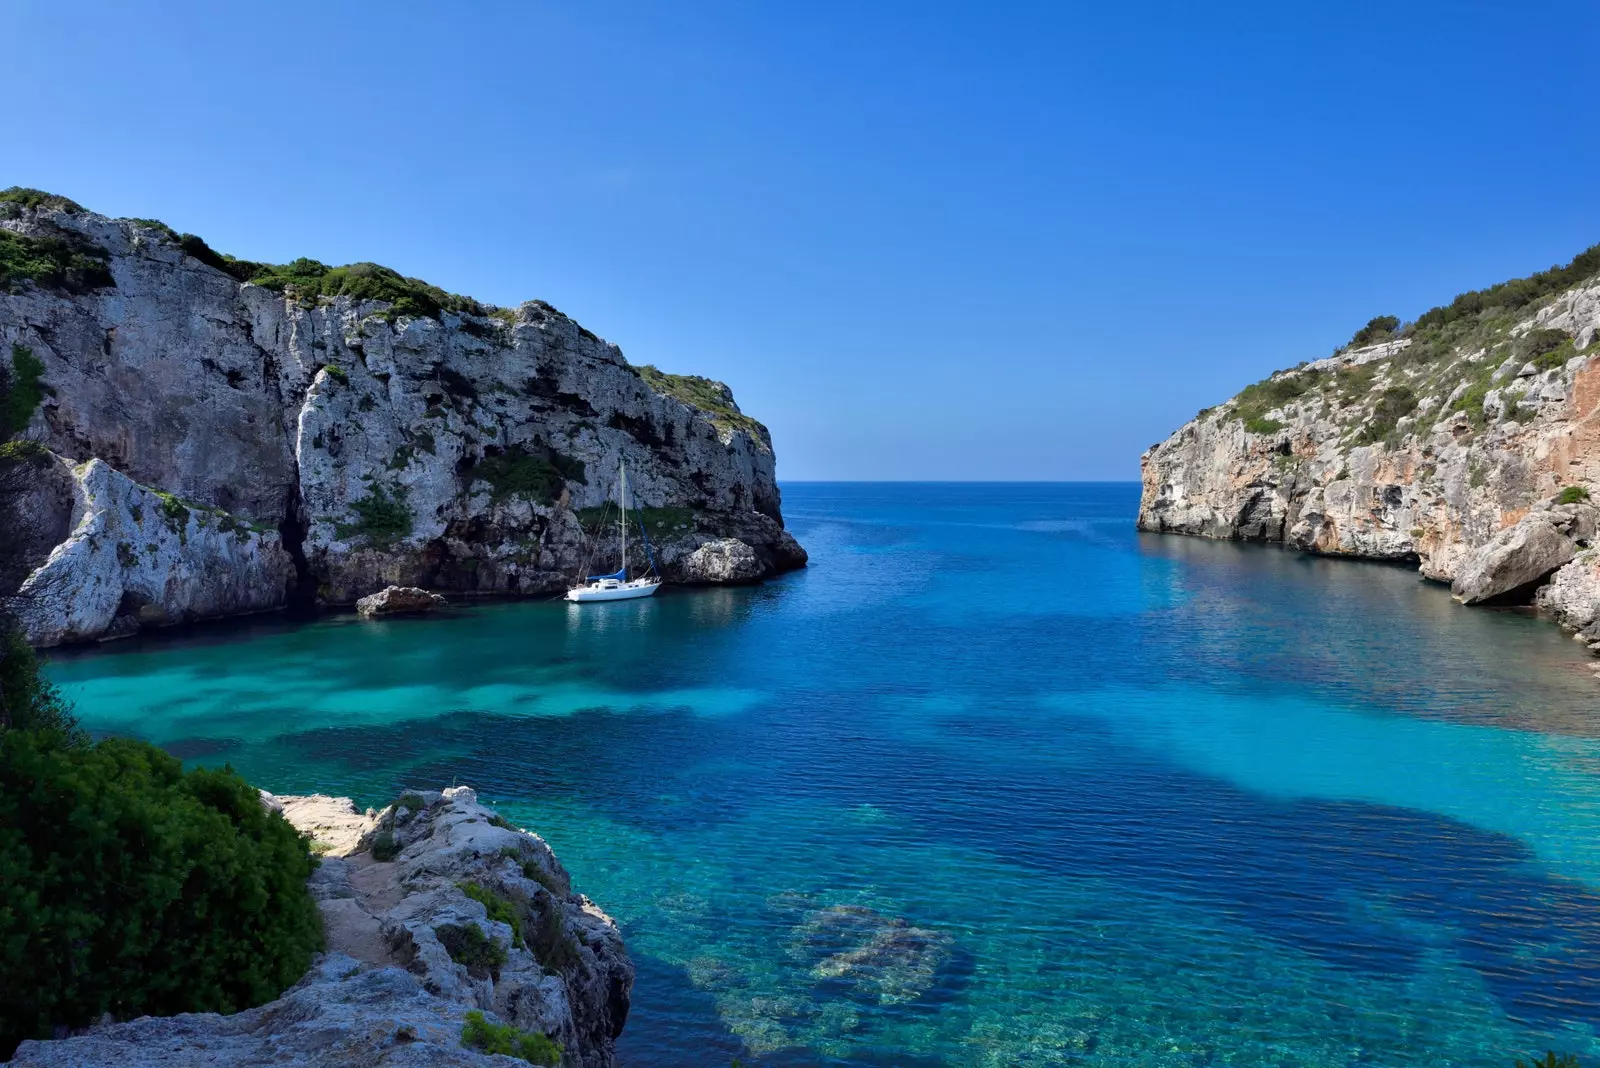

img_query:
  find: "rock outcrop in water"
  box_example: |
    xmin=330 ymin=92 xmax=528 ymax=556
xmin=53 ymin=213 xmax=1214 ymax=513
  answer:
xmin=1139 ymin=245 xmax=1600 ymax=653
xmin=11 ymin=786 xmax=633 ymax=1068
xmin=1 ymin=190 xmax=805 ymax=645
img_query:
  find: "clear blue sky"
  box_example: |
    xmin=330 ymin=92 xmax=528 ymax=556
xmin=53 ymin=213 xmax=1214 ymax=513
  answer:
xmin=6 ymin=1 xmax=1598 ymax=480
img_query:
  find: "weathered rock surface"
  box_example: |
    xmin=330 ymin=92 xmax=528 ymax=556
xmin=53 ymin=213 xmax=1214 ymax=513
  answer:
xmin=3 ymin=199 xmax=805 ymax=645
xmin=12 ymin=786 xmax=633 ymax=1068
xmin=1139 ymin=261 xmax=1600 ymax=649
xmin=17 ymin=457 xmax=294 ymax=646
xmin=1451 ymin=509 xmax=1582 ymax=604
xmin=356 ymin=585 xmax=448 ymax=619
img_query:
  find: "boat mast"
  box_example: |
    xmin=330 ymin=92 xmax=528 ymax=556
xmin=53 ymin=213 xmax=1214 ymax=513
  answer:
xmin=619 ymin=458 xmax=627 ymax=580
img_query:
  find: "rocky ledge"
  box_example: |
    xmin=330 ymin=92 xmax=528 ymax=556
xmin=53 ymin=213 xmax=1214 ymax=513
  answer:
xmin=2 ymin=191 xmax=806 ymax=646
xmin=11 ymin=786 xmax=633 ymax=1067
xmin=1139 ymin=246 xmax=1600 ymax=656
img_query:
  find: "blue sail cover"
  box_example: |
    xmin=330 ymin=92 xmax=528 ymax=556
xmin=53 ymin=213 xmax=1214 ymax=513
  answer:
xmin=585 ymin=568 xmax=626 ymax=582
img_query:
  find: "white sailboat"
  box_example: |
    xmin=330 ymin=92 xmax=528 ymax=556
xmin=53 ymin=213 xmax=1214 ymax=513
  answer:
xmin=565 ymin=459 xmax=662 ymax=603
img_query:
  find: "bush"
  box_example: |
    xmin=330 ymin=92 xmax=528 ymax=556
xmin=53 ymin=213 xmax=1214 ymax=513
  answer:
xmin=0 ymin=734 xmax=323 ymax=1057
xmin=459 ymin=881 xmax=524 ymax=946
xmin=0 ymin=229 xmax=114 ymax=295
xmin=2 ymin=345 xmax=46 ymax=439
xmin=637 ymin=365 xmax=763 ymax=436
xmin=370 ymin=829 xmax=399 ymax=861
xmin=434 ymin=922 xmax=507 ymax=979
xmin=1412 ymin=243 xmax=1600 ymax=335
xmin=1347 ymin=315 xmax=1400 ymax=349
xmin=528 ymin=898 xmax=579 ymax=971
xmin=243 ymin=259 xmax=485 ymax=322
xmin=0 ymin=627 xmax=81 ymax=743
xmin=0 ymin=187 xmax=86 ymax=214
xmin=471 ymin=447 xmax=584 ymax=505
xmin=1557 ymin=485 xmax=1590 ymax=505
xmin=1515 ymin=1055 xmax=1580 ymax=1068
xmin=334 ymin=486 xmax=413 ymax=544
xmin=1357 ymin=386 xmax=1418 ymax=444
xmin=460 ymin=1010 xmax=561 ymax=1066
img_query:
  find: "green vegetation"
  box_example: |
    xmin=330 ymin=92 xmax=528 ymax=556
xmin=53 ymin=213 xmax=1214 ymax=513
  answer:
xmin=393 ymin=791 xmax=427 ymax=811
xmin=1516 ymin=1055 xmax=1581 ymax=1068
xmin=576 ymin=504 xmax=696 ymax=536
xmin=1411 ymin=243 xmax=1600 ymax=335
xmin=0 ymin=732 xmax=323 ymax=1057
xmin=0 ymin=626 xmax=80 ymax=741
xmin=370 ymin=830 xmax=399 ymax=861
xmin=528 ymin=898 xmax=580 ymax=971
xmin=1231 ymin=370 xmax=1319 ymax=432
xmin=459 ymin=1010 xmax=562 ymax=1066
xmin=637 ymin=365 xmax=763 ymax=437
xmin=1557 ymin=485 xmax=1591 ymax=505
xmin=334 ymin=486 xmax=413 ymax=544
xmin=459 ymin=881 xmax=524 ymax=946
xmin=1519 ymin=327 xmax=1577 ymax=372
xmin=1 ymin=345 xmax=45 ymax=438
xmin=501 ymin=845 xmax=564 ymax=896
xmin=1346 ymin=315 xmax=1400 ymax=349
xmin=0 ymin=438 xmax=50 ymax=468
xmin=0 ymin=228 xmax=114 ymax=295
xmin=242 ymin=258 xmax=486 ymax=321
xmin=0 ymin=187 xmax=85 ymax=214
xmin=471 ymin=446 xmax=585 ymax=505
xmin=434 ymin=922 xmax=507 ymax=978
xmin=322 ymin=364 xmax=349 ymax=384
xmin=1356 ymin=386 xmax=1418 ymax=445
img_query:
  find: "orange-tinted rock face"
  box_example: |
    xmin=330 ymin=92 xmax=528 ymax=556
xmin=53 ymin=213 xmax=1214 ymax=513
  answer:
xmin=1139 ymin=279 xmax=1600 ymax=643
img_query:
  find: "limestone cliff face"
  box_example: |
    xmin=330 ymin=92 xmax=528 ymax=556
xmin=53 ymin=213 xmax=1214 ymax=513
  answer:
xmin=2 ymin=198 xmax=805 ymax=644
xmin=1139 ymin=262 xmax=1600 ymax=651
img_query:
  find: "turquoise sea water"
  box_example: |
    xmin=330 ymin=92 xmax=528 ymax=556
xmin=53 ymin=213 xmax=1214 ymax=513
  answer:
xmin=47 ymin=483 xmax=1600 ymax=1066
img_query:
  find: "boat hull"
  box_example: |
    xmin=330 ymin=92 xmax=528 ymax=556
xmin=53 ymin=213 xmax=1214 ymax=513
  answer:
xmin=565 ymin=580 xmax=661 ymax=603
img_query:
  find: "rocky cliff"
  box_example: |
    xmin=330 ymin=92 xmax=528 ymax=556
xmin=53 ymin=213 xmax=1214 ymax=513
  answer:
xmin=1 ymin=189 xmax=805 ymax=645
xmin=11 ymin=786 xmax=634 ymax=1068
xmin=1139 ymin=244 xmax=1600 ymax=653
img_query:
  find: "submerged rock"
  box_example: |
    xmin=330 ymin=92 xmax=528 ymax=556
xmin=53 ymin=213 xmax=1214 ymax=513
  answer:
xmin=12 ymin=786 xmax=633 ymax=1068
xmin=791 ymin=904 xmax=954 ymax=1006
xmin=356 ymin=585 xmax=448 ymax=619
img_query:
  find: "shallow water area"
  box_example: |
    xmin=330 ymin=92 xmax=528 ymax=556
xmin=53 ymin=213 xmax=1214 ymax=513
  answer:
xmin=49 ymin=483 xmax=1600 ymax=1066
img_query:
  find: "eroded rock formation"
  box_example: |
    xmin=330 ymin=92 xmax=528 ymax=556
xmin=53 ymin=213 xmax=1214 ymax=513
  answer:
xmin=12 ymin=786 xmax=633 ymax=1067
xmin=2 ymin=195 xmax=805 ymax=645
xmin=1139 ymin=255 xmax=1600 ymax=651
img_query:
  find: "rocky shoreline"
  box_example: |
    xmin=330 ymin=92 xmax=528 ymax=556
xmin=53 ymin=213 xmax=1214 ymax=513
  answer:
xmin=10 ymin=787 xmax=633 ymax=1068
xmin=2 ymin=196 xmax=806 ymax=647
xmin=1139 ymin=264 xmax=1600 ymax=660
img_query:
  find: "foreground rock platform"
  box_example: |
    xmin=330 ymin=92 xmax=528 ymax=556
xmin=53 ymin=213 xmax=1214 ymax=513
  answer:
xmin=12 ymin=786 xmax=633 ymax=1067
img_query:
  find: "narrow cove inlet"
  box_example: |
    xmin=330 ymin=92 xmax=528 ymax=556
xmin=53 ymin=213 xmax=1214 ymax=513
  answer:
xmin=48 ymin=483 xmax=1600 ymax=1066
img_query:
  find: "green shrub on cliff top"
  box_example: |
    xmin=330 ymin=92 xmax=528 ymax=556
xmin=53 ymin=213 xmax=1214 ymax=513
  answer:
xmin=0 ymin=734 xmax=323 ymax=1057
xmin=0 ymin=229 xmax=114 ymax=295
xmin=1346 ymin=315 xmax=1400 ymax=349
xmin=460 ymin=1010 xmax=561 ymax=1066
xmin=0 ymin=187 xmax=86 ymax=214
xmin=637 ymin=365 xmax=764 ymax=437
xmin=244 ymin=258 xmax=485 ymax=321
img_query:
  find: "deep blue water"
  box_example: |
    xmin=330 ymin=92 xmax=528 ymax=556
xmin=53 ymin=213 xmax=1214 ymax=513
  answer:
xmin=48 ymin=482 xmax=1600 ymax=1066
